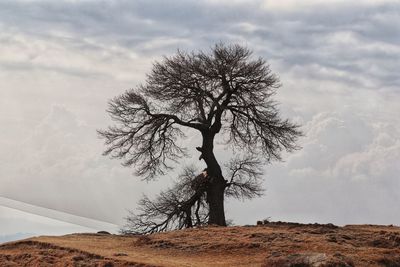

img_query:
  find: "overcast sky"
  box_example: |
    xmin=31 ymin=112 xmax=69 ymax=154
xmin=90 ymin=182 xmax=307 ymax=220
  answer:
xmin=1 ymin=0 xmax=399 ymax=239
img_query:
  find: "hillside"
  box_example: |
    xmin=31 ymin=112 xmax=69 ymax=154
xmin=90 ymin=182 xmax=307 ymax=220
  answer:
xmin=1 ymin=222 xmax=400 ymax=267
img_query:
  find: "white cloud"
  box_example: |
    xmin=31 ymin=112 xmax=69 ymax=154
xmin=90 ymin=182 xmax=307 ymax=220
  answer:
xmin=228 ymin=108 xmax=400 ymax=225
xmin=0 ymin=105 xmax=148 ymax=226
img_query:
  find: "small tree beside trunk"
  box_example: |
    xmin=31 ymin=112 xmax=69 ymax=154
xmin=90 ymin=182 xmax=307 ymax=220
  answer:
xmin=99 ymin=43 xmax=301 ymax=233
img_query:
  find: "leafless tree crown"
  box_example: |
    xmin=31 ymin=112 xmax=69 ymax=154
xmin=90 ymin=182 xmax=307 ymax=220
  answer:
xmin=99 ymin=44 xmax=300 ymax=180
xmin=100 ymin=43 xmax=302 ymax=233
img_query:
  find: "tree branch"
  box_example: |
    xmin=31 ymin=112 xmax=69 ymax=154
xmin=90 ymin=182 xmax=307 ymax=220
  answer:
xmin=121 ymin=166 xmax=210 ymax=234
xmin=224 ymin=155 xmax=265 ymax=200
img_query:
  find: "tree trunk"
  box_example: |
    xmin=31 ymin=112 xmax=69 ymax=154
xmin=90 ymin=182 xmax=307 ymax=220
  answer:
xmin=206 ymin=179 xmax=226 ymax=226
xmin=200 ymin=131 xmax=227 ymax=226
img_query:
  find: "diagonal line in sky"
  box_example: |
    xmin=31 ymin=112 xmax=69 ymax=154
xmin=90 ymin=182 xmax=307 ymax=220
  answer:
xmin=0 ymin=196 xmax=119 ymax=233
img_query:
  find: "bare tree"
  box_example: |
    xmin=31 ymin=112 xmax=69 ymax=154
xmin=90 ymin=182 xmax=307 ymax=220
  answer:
xmin=121 ymin=157 xmax=264 ymax=234
xmin=121 ymin=166 xmax=209 ymax=234
xmin=99 ymin=43 xmax=301 ymax=230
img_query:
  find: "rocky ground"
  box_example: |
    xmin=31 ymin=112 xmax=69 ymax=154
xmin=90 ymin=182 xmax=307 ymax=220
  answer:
xmin=1 ymin=222 xmax=400 ymax=266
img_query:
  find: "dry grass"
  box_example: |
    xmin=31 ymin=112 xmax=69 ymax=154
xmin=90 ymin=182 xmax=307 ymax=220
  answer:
xmin=1 ymin=222 xmax=400 ymax=266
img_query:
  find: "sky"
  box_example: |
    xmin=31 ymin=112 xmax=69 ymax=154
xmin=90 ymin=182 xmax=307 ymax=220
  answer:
xmin=0 ymin=0 xmax=399 ymax=240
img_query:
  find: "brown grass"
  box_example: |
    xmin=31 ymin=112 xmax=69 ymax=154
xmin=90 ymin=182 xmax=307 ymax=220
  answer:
xmin=1 ymin=222 xmax=400 ymax=266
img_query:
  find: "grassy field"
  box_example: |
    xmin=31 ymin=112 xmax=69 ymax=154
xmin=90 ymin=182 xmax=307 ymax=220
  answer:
xmin=1 ymin=222 xmax=400 ymax=266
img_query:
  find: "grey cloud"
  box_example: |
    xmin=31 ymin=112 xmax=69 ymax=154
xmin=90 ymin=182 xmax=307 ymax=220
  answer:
xmin=2 ymin=0 xmax=398 ymax=89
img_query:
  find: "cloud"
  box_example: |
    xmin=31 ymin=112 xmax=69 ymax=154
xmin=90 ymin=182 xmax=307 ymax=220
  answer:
xmin=0 ymin=0 xmax=399 ymax=229
xmin=261 ymin=0 xmax=398 ymax=11
xmin=1 ymin=0 xmax=399 ymax=90
xmin=0 ymin=27 xmax=151 ymax=82
xmin=0 ymin=105 xmax=148 ymax=225
xmin=228 ymin=108 xmax=400 ymax=225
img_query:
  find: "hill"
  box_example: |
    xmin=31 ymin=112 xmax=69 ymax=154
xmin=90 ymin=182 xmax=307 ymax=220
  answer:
xmin=1 ymin=222 xmax=400 ymax=266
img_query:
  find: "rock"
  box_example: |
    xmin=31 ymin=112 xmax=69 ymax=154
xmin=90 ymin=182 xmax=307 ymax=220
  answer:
xmin=378 ymin=255 xmax=400 ymax=266
xmin=135 ymin=235 xmax=152 ymax=245
xmin=263 ymin=252 xmax=354 ymax=267
xmin=97 ymin=231 xmax=111 ymax=235
xmin=326 ymin=235 xmax=337 ymax=243
xmin=72 ymin=255 xmax=85 ymax=261
xmin=340 ymin=234 xmax=351 ymax=240
xmin=113 ymin=253 xmax=128 ymax=256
